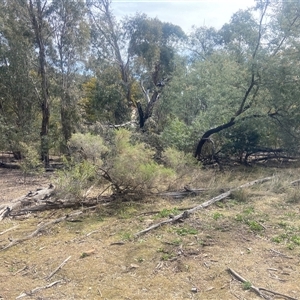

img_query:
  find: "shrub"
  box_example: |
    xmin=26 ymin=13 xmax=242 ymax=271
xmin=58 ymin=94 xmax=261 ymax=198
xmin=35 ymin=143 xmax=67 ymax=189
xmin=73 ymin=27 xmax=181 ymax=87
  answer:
xmin=19 ymin=142 xmax=43 ymax=182
xmin=57 ymin=129 xmax=177 ymax=198
xmin=108 ymin=129 xmax=175 ymax=194
xmin=68 ymin=132 xmax=108 ymax=163
xmin=55 ymin=157 xmax=97 ymax=200
xmin=161 ymin=118 xmax=194 ymax=152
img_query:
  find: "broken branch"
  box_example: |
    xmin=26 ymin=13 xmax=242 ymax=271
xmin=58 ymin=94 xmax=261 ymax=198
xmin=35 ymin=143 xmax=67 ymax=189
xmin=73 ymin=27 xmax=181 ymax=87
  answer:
xmin=1 ymin=212 xmax=82 ymax=251
xmin=134 ymin=177 xmax=273 ymax=237
xmin=16 ymin=280 xmax=64 ymax=299
xmin=227 ymin=268 xmax=297 ymax=300
xmin=46 ymin=256 xmax=71 ymax=281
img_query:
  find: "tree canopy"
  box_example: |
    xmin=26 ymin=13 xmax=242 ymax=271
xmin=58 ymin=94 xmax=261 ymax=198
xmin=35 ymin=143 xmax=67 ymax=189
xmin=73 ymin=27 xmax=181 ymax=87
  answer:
xmin=1 ymin=0 xmax=300 ymax=166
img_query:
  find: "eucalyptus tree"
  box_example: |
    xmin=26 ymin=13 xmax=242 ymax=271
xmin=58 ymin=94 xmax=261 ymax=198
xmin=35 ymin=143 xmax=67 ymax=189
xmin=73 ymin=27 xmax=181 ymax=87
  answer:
xmin=161 ymin=1 xmax=300 ymax=163
xmin=12 ymin=0 xmax=54 ymax=166
xmin=49 ymin=0 xmax=89 ymax=152
xmin=86 ymin=0 xmax=185 ymax=129
xmin=0 ymin=0 xmax=40 ymax=157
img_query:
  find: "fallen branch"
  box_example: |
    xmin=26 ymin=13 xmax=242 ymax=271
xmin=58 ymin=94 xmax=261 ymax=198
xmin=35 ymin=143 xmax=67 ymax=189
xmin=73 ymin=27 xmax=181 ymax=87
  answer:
xmin=0 ymin=184 xmax=55 ymax=220
xmin=270 ymin=248 xmax=293 ymax=259
xmin=46 ymin=256 xmax=71 ymax=281
xmin=0 ymin=225 xmax=19 ymax=235
xmin=1 ymin=211 xmax=82 ymax=251
xmin=159 ymin=187 xmax=208 ymax=199
xmin=291 ymin=179 xmax=300 ymax=186
xmin=227 ymin=268 xmax=297 ymax=300
xmin=134 ymin=177 xmax=273 ymax=237
xmin=16 ymin=280 xmax=64 ymax=299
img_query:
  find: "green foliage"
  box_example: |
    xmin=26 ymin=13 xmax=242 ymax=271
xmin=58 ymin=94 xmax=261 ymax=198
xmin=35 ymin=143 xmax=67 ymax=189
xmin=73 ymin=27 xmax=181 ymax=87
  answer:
xmin=242 ymin=281 xmax=252 ymax=290
xmin=174 ymin=227 xmax=198 ymax=236
xmin=80 ymin=73 xmax=132 ymax=124
xmin=212 ymin=212 xmax=223 ymax=220
xmin=157 ymin=208 xmax=179 ymax=218
xmin=55 ymin=157 xmax=97 ymax=200
xmin=161 ymin=118 xmax=194 ymax=152
xmin=162 ymin=147 xmax=196 ymax=171
xmin=68 ymin=132 xmax=108 ymax=163
xmin=55 ymin=133 xmax=109 ymax=198
xmin=109 ymin=129 xmax=175 ymax=193
xmin=19 ymin=142 xmax=43 ymax=182
xmin=57 ymin=129 xmax=178 ymax=198
xmin=247 ymin=220 xmax=263 ymax=232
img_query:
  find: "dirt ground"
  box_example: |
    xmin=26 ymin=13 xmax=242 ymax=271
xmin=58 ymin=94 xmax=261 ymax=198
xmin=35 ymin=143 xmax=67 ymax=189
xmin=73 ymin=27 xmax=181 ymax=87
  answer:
xmin=0 ymin=166 xmax=300 ymax=300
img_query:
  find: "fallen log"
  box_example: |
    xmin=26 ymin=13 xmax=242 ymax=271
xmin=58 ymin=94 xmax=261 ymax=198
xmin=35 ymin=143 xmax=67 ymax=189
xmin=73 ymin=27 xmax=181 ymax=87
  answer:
xmin=134 ymin=176 xmax=273 ymax=237
xmin=0 ymin=184 xmax=55 ymax=221
xmin=0 ymin=182 xmax=208 ymax=220
xmin=0 ymin=162 xmax=20 ymax=169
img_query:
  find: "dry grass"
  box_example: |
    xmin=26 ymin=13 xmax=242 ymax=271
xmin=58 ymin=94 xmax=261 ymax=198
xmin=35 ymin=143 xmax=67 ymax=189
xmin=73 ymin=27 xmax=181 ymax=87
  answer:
xmin=0 ymin=165 xmax=300 ymax=299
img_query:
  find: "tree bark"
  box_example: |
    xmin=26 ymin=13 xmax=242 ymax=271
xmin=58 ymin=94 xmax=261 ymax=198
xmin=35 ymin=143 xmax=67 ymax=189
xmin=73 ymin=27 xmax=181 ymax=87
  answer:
xmin=195 ymin=117 xmax=236 ymax=160
xmin=28 ymin=0 xmax=50 ymax=167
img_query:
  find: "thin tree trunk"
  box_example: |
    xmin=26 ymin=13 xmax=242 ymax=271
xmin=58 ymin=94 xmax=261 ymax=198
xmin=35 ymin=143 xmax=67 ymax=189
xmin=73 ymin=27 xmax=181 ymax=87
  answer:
xmin=28 ymin=0 xmax=50 ymax=167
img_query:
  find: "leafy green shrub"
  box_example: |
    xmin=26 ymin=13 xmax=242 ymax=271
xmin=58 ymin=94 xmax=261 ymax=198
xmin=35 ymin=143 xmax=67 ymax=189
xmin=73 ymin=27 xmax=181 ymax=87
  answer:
xmin=57 ymin=130 xmax=180 ymax=199
xmin=19 ymin=142 xmax=43 ymax=182
xmin=156 ymin=208 xmax=179 ymax=218
xmin=175 ymin=227 xmax=198 ymax=236
xmin=162 ymin=147 xmax=195 ymax=171
xmin=55 ymin=158 xmax=97 ymax=200
xmin=161 ymin=118 xmax=194 ymax=152
xmin=108 ymin=129 xmax=175 ymax=194
xmin=68 ymin=132 xmax=108 ymax=163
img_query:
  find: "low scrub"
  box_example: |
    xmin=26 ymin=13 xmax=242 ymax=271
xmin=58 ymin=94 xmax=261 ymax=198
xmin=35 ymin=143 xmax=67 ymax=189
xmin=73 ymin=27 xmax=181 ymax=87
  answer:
xmin=56 ymin=129 xmax=178 ymax=199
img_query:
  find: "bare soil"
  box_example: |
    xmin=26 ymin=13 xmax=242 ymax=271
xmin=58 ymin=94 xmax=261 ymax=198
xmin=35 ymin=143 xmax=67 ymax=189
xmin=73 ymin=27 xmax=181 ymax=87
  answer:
xmin=0 ymin=166 xmax=300 ymax=300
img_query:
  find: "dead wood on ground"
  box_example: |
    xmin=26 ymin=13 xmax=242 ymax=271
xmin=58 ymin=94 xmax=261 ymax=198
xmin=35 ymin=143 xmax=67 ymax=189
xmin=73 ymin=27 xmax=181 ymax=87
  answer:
xmin=46 ymin=256 xmax=71 ymax=281
xmin=227 ymin=268 xmax=297 ymax=300
xmin=0 ymin=184 xmax=207 ymax=221
xmin=1 ymin=211 xmax=82 ymax=251
xmin=134 ymin=177 xmax=273 ymax=237
xmin=16 ymin=280 xmax=64 ymax=299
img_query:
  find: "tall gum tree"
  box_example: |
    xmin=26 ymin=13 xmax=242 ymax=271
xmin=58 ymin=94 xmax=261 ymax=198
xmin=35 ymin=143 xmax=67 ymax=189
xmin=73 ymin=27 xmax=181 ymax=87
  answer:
xmin=191 ymin=1 xmax=300 ymax=160
xmin=86 ymin=0 xmax=185 ymax=129
xmin=26 ymin=0 xmax=52 ymax=166
xmin=50 ymin=0 xmax=89 ymax=152
xmin=161 ymin=0 xmax=300 ymax=161
xmin=0 ymin=1 xmax=40 ymax=157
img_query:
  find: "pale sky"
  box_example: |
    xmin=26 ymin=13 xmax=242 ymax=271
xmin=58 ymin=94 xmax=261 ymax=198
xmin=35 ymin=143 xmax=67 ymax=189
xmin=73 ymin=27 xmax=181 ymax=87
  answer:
xmin=111 ymin=0 xmax=256 ymax=33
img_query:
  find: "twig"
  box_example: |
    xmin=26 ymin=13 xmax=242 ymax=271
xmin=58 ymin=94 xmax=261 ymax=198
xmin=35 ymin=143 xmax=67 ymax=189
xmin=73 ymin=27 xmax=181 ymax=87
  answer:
xmin=13 ymin=265 xmax=27 ymax=276
xmin=1 ymin=212 xmax=82 ymax=251
xmin=259 ymin=287 xmax=298 ymax=300
xmin=227 ymin=268 xmax=297 ymax=300
xmin=46 ymin=256 xmax=71 ymax=281
xmin=291 ymin=179 xmax=300 ymax=186
xmin=227 ymin=268 xmax=267 ymax=299
xmin=270 ymin=248 xmax=293 ymax=259
xmin=134 ymin=177 xmax=273 ymax=237
xmin=16 ymin=280 xmax=63 ymax=299
xmin=0 ymin=225 xmax=19 ymax=235
xmin=86 ymin=230 xmax=99 ymax=237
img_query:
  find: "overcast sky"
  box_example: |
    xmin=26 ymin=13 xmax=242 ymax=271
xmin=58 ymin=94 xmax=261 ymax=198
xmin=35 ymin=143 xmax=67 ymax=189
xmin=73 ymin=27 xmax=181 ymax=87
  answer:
xmin=111 ymin=0 xmax=256 ymax=33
